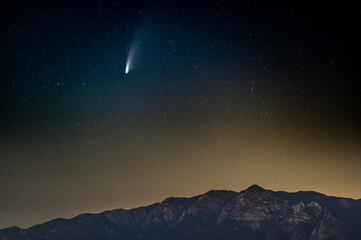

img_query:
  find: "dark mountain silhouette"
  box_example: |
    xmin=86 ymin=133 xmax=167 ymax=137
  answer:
xmin=1 ymin=185 xmax=361 ymax=240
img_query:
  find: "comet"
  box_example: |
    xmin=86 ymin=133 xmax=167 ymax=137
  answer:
xmin=125 ymin=59 xmax=130 ymax=74
xmin=125 ymin=45 xmax=136 ymax=74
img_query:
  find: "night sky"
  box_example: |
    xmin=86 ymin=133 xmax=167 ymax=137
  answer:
xmin=1 ymin=0 xmax=361 ymax=229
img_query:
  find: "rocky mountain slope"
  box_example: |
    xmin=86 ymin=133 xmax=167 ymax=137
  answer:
xmin=1 ymin=185 xmax=361 ymax=240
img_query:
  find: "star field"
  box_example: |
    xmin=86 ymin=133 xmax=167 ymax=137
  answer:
xmin=1 ymin=0 xmax=360 ymax=228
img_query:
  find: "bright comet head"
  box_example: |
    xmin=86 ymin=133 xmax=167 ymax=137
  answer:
xmin=125 ymin=61 xmax=130 ymax=74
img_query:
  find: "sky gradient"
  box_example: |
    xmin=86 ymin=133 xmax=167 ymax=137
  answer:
xmin=1 ymin=0 xmax=361 ymax=229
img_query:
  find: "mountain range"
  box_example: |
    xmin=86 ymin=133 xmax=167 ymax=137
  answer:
xmin=1 ymin=185 xmax=361 ymax=240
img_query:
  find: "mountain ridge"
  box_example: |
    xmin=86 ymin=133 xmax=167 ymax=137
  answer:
xmin=1 ymin=185 xmax=361 ymax=240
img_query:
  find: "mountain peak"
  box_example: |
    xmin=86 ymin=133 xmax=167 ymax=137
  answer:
xmin=245 ymin=184 xmax=265 ymax=192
